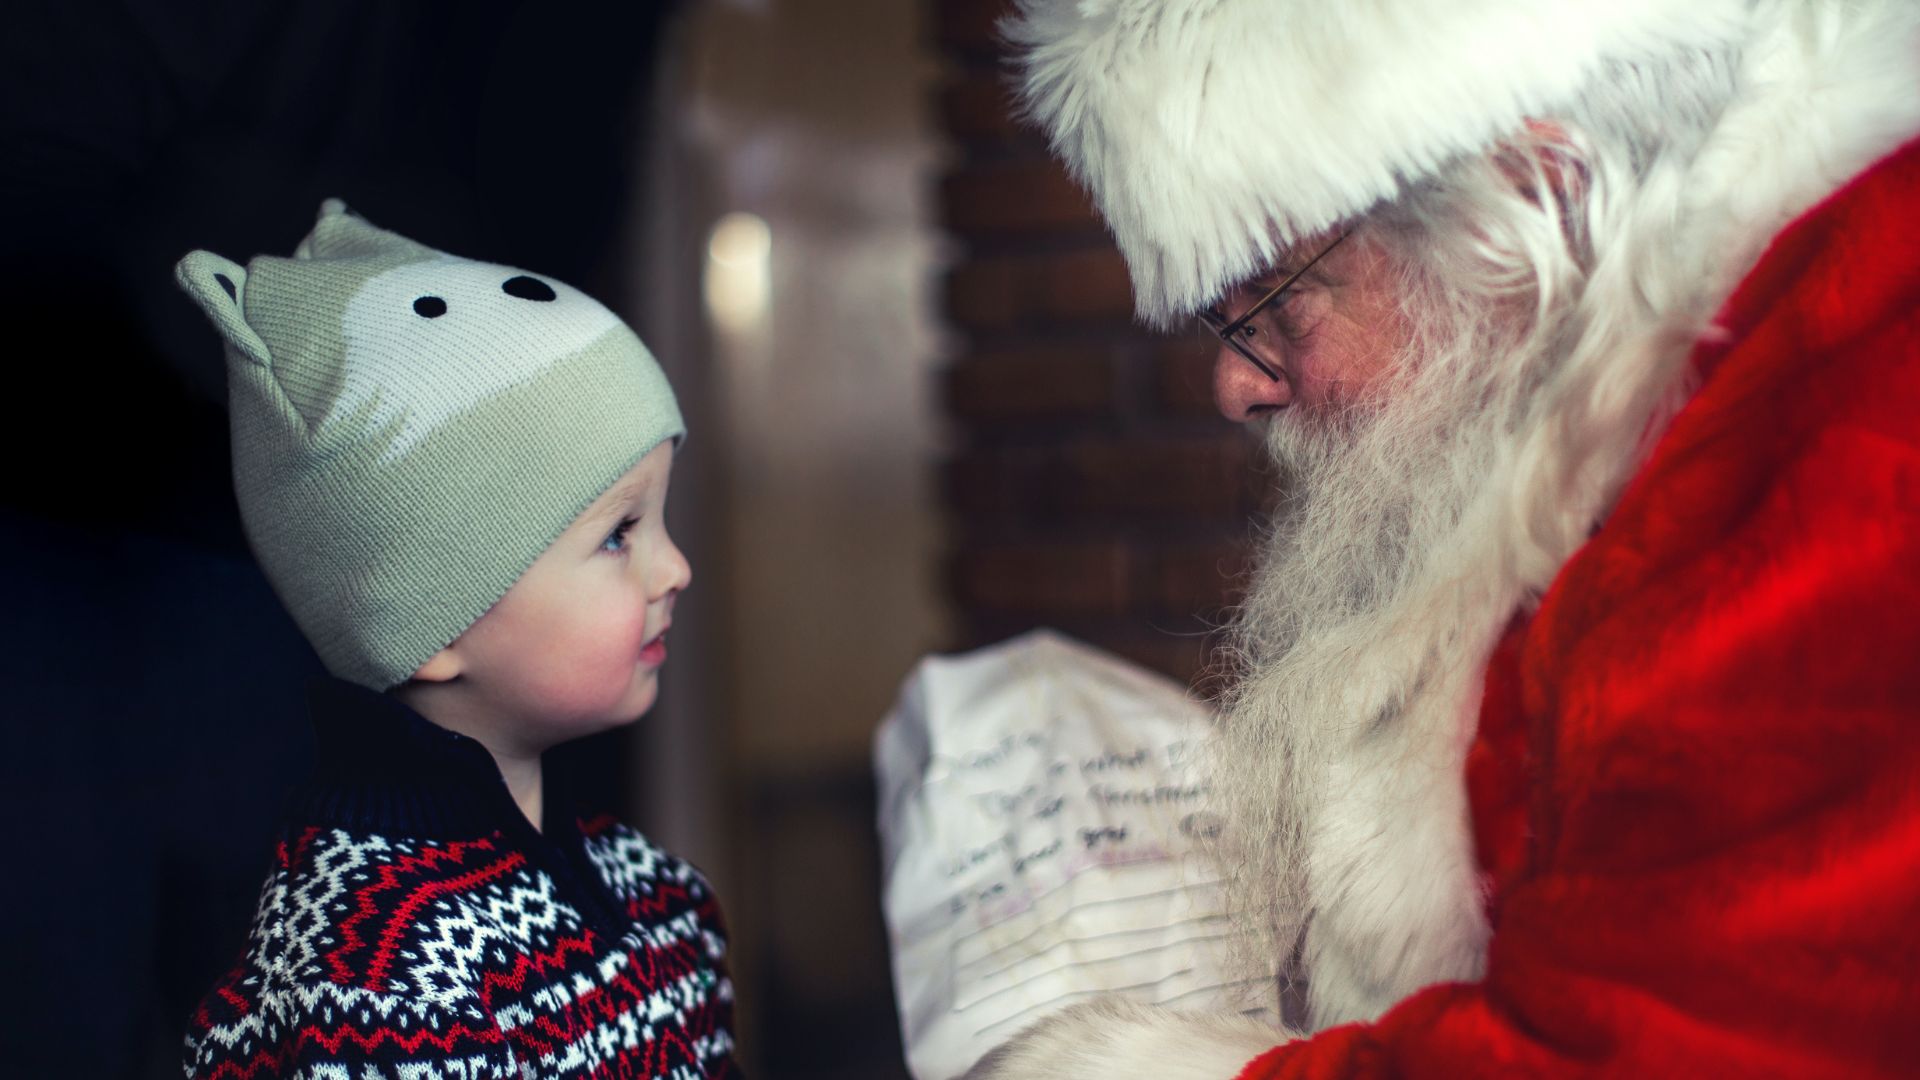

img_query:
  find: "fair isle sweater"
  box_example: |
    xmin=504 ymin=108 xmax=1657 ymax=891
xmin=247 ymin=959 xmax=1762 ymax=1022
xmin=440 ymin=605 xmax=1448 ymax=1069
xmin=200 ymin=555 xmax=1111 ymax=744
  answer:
xmin=184 ymin=678 xmax=738 ymax=1079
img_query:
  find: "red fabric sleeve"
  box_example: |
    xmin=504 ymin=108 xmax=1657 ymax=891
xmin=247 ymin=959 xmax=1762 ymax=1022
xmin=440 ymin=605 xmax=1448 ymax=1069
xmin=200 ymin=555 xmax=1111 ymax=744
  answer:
xmin=1240 ymin=139 xmax=1920 ymax=1079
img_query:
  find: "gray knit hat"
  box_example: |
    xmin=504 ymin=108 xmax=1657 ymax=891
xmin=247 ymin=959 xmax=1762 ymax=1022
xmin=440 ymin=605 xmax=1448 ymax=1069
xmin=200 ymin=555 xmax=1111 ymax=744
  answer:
xmin=174 ymin=199 xmax=684 ymax=690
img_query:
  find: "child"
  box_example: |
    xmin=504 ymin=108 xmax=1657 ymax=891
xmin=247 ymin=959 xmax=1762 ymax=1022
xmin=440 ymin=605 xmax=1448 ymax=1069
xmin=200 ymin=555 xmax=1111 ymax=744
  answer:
xmin=173 ymin=200 xmax=737 ymax=1078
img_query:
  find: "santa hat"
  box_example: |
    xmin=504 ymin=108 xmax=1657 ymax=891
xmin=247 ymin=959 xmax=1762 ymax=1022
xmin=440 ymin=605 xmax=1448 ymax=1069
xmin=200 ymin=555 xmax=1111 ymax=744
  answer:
xmin=1005 ymin=0 xmax=1749 ymax=325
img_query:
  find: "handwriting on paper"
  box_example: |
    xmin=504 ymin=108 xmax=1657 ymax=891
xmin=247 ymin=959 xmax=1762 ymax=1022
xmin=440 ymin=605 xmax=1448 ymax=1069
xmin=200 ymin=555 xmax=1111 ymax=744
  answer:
xmin=937 ymin=731 xmax=1208 ymax=920
xmin=877 ymin=630 xmax=1271 ymax=1080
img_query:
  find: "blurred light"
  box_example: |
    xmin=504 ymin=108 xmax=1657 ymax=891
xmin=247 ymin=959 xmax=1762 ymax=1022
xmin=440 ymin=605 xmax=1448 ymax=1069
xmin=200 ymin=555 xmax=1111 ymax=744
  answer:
xmin=705 ymin=212 xmax=771 ymax=335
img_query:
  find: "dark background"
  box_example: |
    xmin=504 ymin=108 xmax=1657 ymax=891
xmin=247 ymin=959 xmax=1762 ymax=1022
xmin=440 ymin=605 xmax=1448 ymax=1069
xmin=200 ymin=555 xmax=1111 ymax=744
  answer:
xmin=0 ymin=3 xmax=678 ymax=1074
xmin=0 ymin=3 xmax=1267 ymax=1076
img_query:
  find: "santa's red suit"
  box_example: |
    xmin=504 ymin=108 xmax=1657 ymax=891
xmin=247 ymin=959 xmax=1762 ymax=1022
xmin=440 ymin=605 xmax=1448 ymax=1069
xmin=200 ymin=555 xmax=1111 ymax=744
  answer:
xmin=1238 ymin=134 xmax=1920 ymax=1080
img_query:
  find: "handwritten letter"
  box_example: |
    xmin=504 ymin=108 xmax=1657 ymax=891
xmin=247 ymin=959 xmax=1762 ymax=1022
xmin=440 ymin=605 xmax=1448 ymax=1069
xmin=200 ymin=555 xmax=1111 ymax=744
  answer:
xmin=876 ymin=631 xmax=1270 ymax=1080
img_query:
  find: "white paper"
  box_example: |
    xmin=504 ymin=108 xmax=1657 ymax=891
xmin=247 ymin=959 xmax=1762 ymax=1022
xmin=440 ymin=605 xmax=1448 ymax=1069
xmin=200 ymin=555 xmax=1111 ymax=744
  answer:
xmin=875 ymin=630 xmax=1270 ymax=1080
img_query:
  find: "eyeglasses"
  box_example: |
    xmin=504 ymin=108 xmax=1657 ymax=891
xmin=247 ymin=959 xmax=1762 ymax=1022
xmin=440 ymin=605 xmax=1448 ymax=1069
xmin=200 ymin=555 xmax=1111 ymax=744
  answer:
xmin=1196 ymin=232 xmax=1350 ymax=382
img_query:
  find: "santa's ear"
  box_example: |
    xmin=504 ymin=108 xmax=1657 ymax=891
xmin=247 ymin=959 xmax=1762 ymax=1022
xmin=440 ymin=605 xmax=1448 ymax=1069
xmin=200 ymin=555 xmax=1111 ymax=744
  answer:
xmin=174 ymin=250 xmax=272 ymax=368
xmin=1496 ymin=118 xmax=1589 ymax=210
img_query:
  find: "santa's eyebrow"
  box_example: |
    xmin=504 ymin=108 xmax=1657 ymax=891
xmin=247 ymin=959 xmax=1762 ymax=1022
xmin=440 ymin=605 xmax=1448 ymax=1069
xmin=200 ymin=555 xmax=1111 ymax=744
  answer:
xmin=1206 ymin=232 xmax=1350 ymax=346
xmin=1256 ymin=232 xmax=1349 ymax=285
xmin=1252 ymin=252 xmax=1317 ymax=285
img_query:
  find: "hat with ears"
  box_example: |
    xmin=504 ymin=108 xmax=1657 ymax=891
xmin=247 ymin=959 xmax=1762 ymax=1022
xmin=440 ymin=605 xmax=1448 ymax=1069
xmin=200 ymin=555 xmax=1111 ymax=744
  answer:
xmin=1003 ymin=0 xmax=1749 ymax=325
xmin=175 ymin=199 xmax=684 ymax=689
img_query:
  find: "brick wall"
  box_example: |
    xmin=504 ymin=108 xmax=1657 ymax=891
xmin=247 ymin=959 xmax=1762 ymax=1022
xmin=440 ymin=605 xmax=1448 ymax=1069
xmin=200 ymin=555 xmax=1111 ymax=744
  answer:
xmin=932 ymin=0 xmax=1274 ymax=687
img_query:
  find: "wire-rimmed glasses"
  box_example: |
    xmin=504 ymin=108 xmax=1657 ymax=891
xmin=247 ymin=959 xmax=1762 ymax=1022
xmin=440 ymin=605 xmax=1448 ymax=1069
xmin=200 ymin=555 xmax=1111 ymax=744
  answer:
xmin=1196 ymin=231 xmax=1350 ymax=382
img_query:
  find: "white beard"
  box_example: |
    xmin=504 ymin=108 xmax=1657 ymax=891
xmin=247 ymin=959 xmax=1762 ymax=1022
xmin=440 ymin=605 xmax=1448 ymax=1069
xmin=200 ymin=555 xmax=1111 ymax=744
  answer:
xmin=1210 ymin=277 xmax=1550 ymax=1028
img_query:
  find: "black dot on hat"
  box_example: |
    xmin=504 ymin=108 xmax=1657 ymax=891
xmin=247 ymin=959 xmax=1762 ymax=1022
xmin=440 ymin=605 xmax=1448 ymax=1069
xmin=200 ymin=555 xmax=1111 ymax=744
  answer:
xmin=413 ymin=295 xmax=447 ymax=318
xmin=502 ymin=275 xmax=556 ymax=302
xmin=214 ymin=273 xmax=237 ymax=300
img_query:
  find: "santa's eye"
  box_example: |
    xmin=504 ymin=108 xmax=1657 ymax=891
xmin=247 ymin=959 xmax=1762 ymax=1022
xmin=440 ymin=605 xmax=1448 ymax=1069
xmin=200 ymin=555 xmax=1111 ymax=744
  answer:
xmin=1257 ymin=290 xmax=1320 ymax=341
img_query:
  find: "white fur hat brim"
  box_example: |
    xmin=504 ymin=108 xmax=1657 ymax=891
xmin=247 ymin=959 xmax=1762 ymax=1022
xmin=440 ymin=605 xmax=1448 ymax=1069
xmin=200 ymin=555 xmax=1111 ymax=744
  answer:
xmin=1005 ymin=0 xmax=1749 ymax=325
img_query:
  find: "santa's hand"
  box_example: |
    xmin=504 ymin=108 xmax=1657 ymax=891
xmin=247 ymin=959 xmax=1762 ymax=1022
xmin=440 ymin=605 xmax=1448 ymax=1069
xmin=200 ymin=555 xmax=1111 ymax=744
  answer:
xmin=961 ymin=998 xmax=1289 ymax=1080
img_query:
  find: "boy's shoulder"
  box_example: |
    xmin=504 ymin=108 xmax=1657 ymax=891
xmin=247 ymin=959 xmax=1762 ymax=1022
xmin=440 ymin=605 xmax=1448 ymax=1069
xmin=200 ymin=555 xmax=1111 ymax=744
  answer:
xmin=184 ymin=824 xmax=525 ymax=1073
xmin=253 ymin=816 xmax=724 ymax=987
xmin=574 ymin=812 xmax=723 ymax=923
xmin=187 ymin=816 xmax=732 ymax=1074
xmin=228 ymin=823 xmax=559 ymax=992
xmin=214 ymin=813 xmax=725 ymax=986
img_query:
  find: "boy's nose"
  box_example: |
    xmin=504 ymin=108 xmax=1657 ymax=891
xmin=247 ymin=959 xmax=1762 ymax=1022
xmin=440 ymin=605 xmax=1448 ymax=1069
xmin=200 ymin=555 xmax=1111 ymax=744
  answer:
xmin=1213 ymin=344 xmax=1291 ymax=421
xmin=654 ymin=540 xmax=692 ymax=599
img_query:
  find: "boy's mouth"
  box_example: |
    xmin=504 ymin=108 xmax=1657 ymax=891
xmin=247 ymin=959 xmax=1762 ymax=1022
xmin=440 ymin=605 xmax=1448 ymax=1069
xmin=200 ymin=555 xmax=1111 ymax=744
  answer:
xmin=640 ymin=624 xmax=670 ymax=666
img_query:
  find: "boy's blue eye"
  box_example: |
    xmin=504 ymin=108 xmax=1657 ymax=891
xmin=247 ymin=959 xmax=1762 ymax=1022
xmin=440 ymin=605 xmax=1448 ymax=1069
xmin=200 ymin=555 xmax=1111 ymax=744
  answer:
xmin=601 ymin=517 xmax=638 ymax=553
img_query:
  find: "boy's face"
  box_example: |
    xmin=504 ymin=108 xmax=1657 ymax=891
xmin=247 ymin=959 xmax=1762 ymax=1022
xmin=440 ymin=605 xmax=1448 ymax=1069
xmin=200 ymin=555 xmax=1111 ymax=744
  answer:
xmin=413 ymin=442 xmax=689 ymax=753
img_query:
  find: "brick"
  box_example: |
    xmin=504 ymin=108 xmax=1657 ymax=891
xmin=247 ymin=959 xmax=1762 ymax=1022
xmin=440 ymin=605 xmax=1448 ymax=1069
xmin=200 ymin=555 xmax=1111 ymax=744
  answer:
xmin=943 ymin=453 xmax=1023 ymax=517
xmin=939 ymin=71 xmax=1027 ymax=142
xmin=1156 ymin=336 xmax=1222 ymax=418
xmin=934 ymin=0 xmax=1016 ymax=52
xmin=936 ymin=449 xmax=1057 ymax=520
xmin=945 ymin=347 xmax=1117 ymax=423
xmin=1045 ymin=248 xmax=1135 ymax=321
xmin=945 ymin=258 xmax=1019 ymax=327
xmin=1062 ymin=435 xmax=1264 ymax=517
xmin=1084 ymin=631 xmax=1213 ymax=688
xmin=945 ymin=247 xmax=1134 ymax=329
xmin=947 ymin=434 xmax=1269 ymax=521
xmin=950 ymin=617 xmax=1236 ymax=695
xmin=951 ymin=541 xmax=1133 ymax=617
xmin=941 ymin=161 xmax=1100 ymax=236
xmin=1150 ymin=541 xmax=1259 ymax=615
xmin=933 ymin=3 xmax=1290 ymax=662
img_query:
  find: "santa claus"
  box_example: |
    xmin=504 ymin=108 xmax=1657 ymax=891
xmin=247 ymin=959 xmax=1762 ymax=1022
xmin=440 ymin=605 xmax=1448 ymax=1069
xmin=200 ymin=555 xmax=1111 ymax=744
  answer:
xmin=968 ymin=0 xmax=1920 ymax=1076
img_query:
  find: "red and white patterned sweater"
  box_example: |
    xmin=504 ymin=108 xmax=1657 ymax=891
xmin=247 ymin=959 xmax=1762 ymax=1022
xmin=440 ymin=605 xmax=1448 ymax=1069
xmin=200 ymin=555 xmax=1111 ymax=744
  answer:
xmin=183 ymin=678 xmax=738 ymax=1079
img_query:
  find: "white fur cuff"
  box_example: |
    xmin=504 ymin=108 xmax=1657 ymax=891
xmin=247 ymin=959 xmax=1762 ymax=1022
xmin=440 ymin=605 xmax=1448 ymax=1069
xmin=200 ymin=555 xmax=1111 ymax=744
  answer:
xmin=966 ymin=998 xmax=1290 ymax=1080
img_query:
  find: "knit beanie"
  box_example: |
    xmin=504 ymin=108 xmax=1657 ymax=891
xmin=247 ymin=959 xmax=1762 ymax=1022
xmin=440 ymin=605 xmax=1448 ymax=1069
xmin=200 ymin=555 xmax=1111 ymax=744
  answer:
xmin=174 ymin=199 xmax=684 ymax=690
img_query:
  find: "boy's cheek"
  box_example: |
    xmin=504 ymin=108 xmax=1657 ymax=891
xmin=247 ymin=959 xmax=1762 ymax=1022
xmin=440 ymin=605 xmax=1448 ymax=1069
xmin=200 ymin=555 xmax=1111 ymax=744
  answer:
xmin=526 ymin=604 xmax=655 ymax=718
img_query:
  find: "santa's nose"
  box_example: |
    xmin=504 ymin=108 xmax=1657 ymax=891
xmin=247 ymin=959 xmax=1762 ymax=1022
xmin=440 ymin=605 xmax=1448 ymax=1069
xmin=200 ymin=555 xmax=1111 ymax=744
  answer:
xmin=1212 ymin=343 xmax=1291 ymax=421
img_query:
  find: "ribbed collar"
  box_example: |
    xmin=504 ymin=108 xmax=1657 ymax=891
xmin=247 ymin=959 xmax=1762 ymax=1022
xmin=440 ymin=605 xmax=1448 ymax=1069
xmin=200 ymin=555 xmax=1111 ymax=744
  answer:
xmin=287 ymin=677 xmax=639 ymax=936
xmin=291 ymin=675 xmax=551 ymax=840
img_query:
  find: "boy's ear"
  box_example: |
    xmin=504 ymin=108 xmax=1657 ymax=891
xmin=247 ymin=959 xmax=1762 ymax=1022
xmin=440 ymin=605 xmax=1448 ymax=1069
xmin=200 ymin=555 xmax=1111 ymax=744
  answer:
xmin=411 ymin=647 xmax=464 ymax=684
xmin=174 ymin=250 xmax=273 ymax=368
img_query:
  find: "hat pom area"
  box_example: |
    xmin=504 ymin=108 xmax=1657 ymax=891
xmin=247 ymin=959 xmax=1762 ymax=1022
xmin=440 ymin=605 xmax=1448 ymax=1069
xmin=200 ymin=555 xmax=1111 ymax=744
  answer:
xmin=1003 ymin=0 xmax=1749 ymax=325
xmin=174 ymin=250 xmax=272 ymax=368
xmin=293 ymin=197 xmax=439 ymax=263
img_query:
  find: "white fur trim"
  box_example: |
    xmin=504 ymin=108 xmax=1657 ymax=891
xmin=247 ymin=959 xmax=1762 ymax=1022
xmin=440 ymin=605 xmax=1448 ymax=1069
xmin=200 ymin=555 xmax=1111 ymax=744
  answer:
xmin=1006 ymin=0 xmax=1750 ymax=323
xmin=1299 ymin=659 xmax=1494 ymax=1026
xmin=965 ymin=999 xmax=1289 ymax=1080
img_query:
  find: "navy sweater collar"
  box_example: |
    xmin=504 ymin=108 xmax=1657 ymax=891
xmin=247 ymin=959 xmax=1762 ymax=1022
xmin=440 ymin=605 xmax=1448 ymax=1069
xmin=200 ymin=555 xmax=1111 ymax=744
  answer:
xmin=292 ymin=676 xmax=548 ymax=840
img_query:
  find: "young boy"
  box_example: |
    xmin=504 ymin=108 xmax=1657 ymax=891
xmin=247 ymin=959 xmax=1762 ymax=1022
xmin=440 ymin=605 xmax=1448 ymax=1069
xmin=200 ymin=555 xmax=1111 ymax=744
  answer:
xmin=173 ymin=200 xmax=737 ymax=1078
